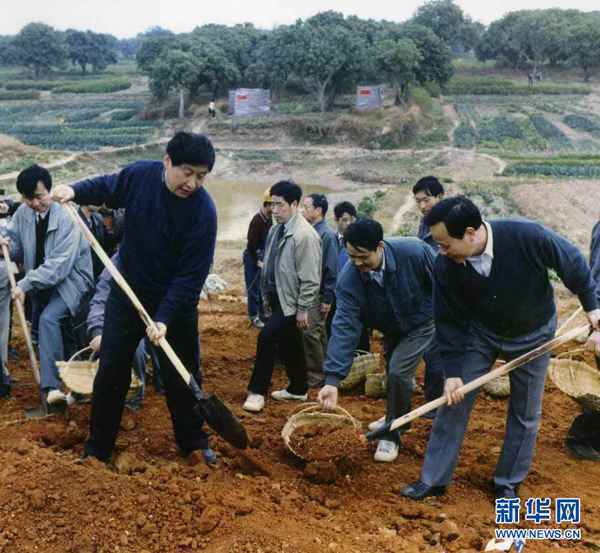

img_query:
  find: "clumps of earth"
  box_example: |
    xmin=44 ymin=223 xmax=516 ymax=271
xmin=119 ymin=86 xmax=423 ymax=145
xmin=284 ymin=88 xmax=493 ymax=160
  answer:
xmin=289 ymin=423 xmax=366 ymax=484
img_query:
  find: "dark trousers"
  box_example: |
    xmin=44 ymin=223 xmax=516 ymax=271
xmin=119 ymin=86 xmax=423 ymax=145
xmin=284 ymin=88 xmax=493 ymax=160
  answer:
xmin=84 ymin=285 xmax=208 ymax=461
xmin=243 ymin=250 xmax=263 ymax=320
xmin=382 ymin=322 xmax=436 ymax=443
xmin=248 ymin=296 xmax=307 ymax=396
xmin=423 ymin=340 xmax=445 ymax=402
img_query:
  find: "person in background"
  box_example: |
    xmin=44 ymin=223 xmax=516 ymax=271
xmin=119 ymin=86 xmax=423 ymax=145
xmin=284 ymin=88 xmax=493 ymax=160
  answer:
xmin=243 ymin=180 xmax=321 ymax=413
xmin=78 ymin=205 xmax=108 ymax=281
xmin=566 ymin=218 xmax=600 ymax=461
xmin=301 ymin=193 xmax=337 ymax=387
xmin=413 ymin=176 xmax=445 ymax=250
xmin=243 ymin=189 xmax=273 ymax=328
xmin=0 ymin=164 xmax=93 ymax=408
xmin=412 ymin=176 xmax=446 ymax=415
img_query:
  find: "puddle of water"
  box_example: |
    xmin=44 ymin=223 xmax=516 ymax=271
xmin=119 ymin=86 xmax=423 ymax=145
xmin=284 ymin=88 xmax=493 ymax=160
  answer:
xmin=205 ymin=179 xmax=384 ymax=242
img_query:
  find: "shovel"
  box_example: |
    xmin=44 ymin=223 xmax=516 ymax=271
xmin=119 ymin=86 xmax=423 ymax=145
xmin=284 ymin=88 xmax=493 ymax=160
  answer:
xmin=63 ymin=203 xmax=248 ymax=449
xmin=367 ymin=323 xmax=590 ymax=441
xmin=0 ymin=243 xmax=65 ymax=418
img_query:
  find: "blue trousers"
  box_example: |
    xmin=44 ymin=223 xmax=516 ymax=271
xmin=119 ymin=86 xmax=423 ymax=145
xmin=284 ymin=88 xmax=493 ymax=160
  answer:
xmin=421 ymin=316 xmax=556 ymax=493
xmin=37 ymin=290 xmax=70 ymax=391
xmin=382 ymin=321 xmax=435 ymax=443
xmin=243 ymin=250 xmax=262 ymax=320
xmin=84 ymin=284 xmax=208 ymax=461
xmin=423 ymin=340 xmax=444 ymax=402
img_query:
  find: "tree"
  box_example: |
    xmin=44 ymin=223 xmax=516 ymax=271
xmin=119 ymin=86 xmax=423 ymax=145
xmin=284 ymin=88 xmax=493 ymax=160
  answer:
xmin=0 ymin=36 xmax=19 ymax=66
xmin=375 ymin=38 xmax=422 ymax=105
xmin=568 ymin=15 xmax=600 ymax=82
xmin=136 ymin=34 xmax=176 ymax=72
xmin=13 ymin=22 xmax=67 ymax=77
xmin=397 ymin=23 xmax=454 ymax=87
xmin=259 ymin=13 xmax=368 ymax=113
xmin=117 ymin=38 xmax=140 ymax=59
xmin=475 ymin=10 xmax=578 ymax=74
xmin=148 ymin=49 xmax=199 ymax=117
xmin=413 ymin=0 xmax=481 ymax=53
xmin=65 ymin=30 xmax=117 ymax=74
xmin=184 ymin=36 xmax=242 ymax=98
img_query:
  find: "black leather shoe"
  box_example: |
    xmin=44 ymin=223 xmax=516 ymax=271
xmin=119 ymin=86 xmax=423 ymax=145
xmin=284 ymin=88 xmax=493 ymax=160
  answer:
xmin=566 ymin=441 xmax=600 ymax=461
xmin=401 ymin=480 xmax=446 ymax=500
xmin=494 ymin=484 xmax=520 ymax=500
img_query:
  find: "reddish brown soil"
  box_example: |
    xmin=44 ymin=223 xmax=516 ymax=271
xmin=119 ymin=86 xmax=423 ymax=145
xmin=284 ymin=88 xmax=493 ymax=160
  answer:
xmin=290 ymin=423 xmax=365 ymax=462
xmin=0 ymin=294 xmax=599 ymax=552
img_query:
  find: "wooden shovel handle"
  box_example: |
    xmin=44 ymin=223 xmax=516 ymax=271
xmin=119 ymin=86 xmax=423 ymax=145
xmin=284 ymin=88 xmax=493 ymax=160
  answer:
xmin=386 ymin=323 xmax=590 ymax=433
xmin=0 ymin=243 xmax=40 ymax=384
xmin=62 ymin=203 xmax=194 ymax=389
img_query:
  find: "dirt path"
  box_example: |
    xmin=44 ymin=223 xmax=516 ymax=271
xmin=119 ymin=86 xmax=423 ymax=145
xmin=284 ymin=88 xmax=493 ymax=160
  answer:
xmin=442 ymin=102 xmax=460 ymax=146
xmin=390 ymin=190 xmax=417 ymax=234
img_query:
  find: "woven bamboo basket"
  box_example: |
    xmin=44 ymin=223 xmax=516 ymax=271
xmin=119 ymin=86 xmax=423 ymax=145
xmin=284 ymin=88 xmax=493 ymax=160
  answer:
xmin=281 ymin=403 xmax=362 ymax=460
xmin=365 ymin=372 xmax=387 ymax=399
xmin=549 ymin=350 xmax=600 ymax=413
xmin=57 ymin=347 xmax=143 ymax=397
xmin=338 ymin=350 xmax=380 ymax=391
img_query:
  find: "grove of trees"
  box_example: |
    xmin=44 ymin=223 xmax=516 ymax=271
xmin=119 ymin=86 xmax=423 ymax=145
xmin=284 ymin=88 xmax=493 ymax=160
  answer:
xmin=1 ymin=1 xmax=600 ymax=114
xmin=476 ymin=9 xmax=600 ymax=82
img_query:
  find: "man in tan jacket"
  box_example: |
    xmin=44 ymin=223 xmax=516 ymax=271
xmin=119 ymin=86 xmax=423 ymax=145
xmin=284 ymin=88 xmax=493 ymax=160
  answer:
xmin=243 ymin=180 xmax=321 ymax=413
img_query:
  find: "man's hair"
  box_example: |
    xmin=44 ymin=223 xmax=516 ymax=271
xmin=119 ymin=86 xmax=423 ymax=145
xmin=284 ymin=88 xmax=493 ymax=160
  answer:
xmin=412 ymin=176 xmax=444 ymax=197
xmin=270 ymin=180 xmax=302 ymax=205
xmin=333 ymin=201 xmax=357 ymax=220
xmin=307 ymin=193 xmax=328 ymax=216
xmin=423 ymin=196 xmax=482 ymax=239
xmin=344 ymin=218 xmax=384 ymax=252
xmin=16 ymin=164 xmax=52 ymax=198
xmin=166 ymin=132 xmax=215 ymax=171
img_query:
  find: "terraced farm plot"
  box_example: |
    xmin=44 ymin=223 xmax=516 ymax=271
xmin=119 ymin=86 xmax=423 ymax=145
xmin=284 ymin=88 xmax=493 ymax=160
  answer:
xmin=0 ymin=99 xmax=159 ymax=151
xmin=448 ymin=94 xmax=600 ymax=153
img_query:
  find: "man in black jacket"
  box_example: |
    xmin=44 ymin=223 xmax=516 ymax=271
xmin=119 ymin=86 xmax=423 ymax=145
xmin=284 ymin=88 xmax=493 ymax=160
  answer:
xmin=243 ymin=189 xmax=273 ymax=328
xmin=565 ymin=219 xmax=600 ymax=461
xmin=401 ymin=196 xmax=600 ymax=501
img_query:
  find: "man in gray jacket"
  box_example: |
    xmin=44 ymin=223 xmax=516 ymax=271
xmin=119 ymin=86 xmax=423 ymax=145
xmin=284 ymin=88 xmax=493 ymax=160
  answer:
xmin=244 ymin=180 xmax=321 ymax=413
xmin=0 ymin=165 xmax=93 ymax=406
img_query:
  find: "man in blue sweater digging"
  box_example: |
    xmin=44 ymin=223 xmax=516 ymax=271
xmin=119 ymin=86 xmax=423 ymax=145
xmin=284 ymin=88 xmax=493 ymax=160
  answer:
xmin=52 ymin=132 xmax=217 ymax=464
xmin=401 ymin=196 xmax=600 ymax=501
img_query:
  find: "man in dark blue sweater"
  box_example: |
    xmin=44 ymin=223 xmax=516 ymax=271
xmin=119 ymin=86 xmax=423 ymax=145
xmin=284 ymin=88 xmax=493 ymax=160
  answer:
xmin=52 ymin=132 xmax=218 ymax=464
xmin=401 ymin=196 xmax=600 ymax=501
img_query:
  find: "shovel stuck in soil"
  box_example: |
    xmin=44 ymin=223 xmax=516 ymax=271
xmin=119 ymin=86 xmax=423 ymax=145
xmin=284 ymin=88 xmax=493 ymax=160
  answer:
xmin=0 ymin=243 xmax=65 ymax=419
xmin=63 ymin=203 xmax=248 ymax=450
xmin=367 ymin=323 xmax=590 ymax=442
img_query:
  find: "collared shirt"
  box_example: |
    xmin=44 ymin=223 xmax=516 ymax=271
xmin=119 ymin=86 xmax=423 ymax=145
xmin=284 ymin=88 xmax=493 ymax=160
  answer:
xmin=37 ymin=210 xmax=49 ymax=223
xmin=466 ymin=221 xmax=494 ymax=277
xmin=369 ymin=251 xmax=386 ymax=286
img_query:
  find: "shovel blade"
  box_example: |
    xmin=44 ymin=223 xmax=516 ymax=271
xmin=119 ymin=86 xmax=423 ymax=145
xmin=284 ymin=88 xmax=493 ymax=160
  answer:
xmin=194 ymin=394 xmax=248 ymax=449
xmin=366 ymin=422 xmax=392 ymax=442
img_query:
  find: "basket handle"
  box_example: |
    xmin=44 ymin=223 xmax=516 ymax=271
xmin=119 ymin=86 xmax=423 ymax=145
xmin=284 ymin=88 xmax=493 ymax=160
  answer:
xmin=555 ymin=348 xmax=587 ymax=360
xmin=288 ymin=401 xmax=357 ymax=421
xmin=67 ymin=346 xmax=94 ymax=364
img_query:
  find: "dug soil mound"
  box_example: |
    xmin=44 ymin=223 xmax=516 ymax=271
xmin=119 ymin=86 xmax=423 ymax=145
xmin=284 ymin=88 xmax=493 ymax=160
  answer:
xmin=0 ymin=294 xmax=599 ymax=552
xmin=290 ymin=423 xmax=364 ymax=463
